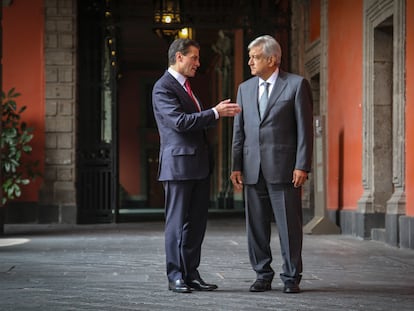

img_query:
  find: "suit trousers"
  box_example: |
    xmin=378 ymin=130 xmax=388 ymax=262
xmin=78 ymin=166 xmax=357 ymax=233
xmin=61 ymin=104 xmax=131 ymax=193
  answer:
xmin=244 ymin=171 xmax=303 ymax=285
xmin=163 ymin=177 xmax=210 ymax=282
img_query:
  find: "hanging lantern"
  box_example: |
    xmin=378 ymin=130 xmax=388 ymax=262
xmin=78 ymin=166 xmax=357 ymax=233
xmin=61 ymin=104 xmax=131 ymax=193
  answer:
xmin=153 ymin=0 xmax=193 ymax=42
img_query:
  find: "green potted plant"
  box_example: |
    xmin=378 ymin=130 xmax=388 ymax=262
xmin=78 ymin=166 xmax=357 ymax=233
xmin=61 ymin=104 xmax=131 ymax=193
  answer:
xmin=1 ymin=88 xmax=40 ymax=205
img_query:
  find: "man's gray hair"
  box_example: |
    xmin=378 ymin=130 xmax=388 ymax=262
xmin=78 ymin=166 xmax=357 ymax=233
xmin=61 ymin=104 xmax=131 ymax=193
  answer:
xmin=248 ymin=35 xmax=282 ymax=66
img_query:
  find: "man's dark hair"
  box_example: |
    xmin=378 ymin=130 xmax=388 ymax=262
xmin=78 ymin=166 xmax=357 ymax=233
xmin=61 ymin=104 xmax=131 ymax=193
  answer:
xmin=168 ymin=38 xmax=200 ymax=65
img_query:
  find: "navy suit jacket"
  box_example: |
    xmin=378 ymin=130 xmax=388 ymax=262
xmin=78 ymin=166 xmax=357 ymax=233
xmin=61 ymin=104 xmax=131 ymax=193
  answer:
xmin=152 ymin=71 xmax=218 ymax=181
xmin=232 ymin=70 xmax=314 ymax=185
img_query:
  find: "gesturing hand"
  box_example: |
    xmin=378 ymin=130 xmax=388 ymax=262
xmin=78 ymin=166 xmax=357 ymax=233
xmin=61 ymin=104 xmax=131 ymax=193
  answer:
xmin=215 ymin=99 xmax=241 ymax=117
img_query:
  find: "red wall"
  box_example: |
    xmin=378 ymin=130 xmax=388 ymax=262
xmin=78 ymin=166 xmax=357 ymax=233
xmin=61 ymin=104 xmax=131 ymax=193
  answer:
xmin=118 ymin=70 xmax=143 ymax=197
xmin=309 ymin=0 xmax=321 ymax=42
xmin=3 ymin=0 xmax=45 ymax=201
xmin=327 ymin=0 xmax=363 ymax=211
xmin=406 ymin=0 xmax=414 ymax=216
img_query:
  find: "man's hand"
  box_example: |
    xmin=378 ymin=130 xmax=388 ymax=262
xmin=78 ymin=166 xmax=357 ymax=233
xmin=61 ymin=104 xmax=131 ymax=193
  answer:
xmin=215 ymin=99 xmax=241 ymax=117
xmin=292 ymin=169 xmax=308 ymax=188
xmin=230 ymin=171 xmax=243 ymax=191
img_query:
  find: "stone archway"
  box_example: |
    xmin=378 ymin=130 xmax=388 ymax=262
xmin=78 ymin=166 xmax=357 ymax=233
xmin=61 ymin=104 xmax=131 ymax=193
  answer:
xmin=357 ymin=0 xmax=406 ymax=244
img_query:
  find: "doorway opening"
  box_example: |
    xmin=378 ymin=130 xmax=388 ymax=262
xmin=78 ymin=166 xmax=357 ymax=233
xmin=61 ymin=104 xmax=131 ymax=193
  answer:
xmin=372 ymin=16 xmax=393 ymax=219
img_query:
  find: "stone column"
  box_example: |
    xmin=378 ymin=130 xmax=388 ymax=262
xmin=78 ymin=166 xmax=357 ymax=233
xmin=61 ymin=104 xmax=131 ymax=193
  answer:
xmin=39 ymin=0 xmax=77 ymax=223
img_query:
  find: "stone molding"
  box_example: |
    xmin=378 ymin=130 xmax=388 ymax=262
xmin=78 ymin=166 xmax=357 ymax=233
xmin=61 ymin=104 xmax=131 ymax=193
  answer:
xmin=358 ymin=0 xmax=406 ymax=215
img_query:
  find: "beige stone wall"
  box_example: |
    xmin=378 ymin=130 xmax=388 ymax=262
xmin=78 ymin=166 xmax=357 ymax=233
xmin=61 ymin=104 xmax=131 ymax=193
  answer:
xmin=40 ymin=0 xmax=77 ymax=222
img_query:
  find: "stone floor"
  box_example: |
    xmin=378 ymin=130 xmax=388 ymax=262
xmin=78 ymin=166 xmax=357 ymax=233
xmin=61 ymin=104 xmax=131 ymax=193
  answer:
xmin=1 ymin=218 xmax=413 ymax=311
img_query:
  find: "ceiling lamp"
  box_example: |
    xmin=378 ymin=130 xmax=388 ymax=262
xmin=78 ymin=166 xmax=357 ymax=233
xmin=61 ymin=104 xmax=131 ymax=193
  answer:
xmin=153 ymin=0 xmax=193 ymax=42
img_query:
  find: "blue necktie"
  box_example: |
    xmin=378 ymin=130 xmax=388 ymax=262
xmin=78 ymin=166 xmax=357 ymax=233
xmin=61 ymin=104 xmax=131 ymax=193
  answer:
xmin=259 ymin=82 xmax=269 ymax=119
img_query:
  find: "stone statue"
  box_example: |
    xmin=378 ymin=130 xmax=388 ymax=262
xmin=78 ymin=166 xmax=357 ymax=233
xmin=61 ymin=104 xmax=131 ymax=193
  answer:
xmin=212 ymin=30 xmax=232 ymax=98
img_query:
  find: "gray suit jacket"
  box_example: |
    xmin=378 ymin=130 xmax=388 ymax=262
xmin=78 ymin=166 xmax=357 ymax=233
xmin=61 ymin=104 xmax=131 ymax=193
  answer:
xmin=232 ymin=70 xmax=313 ymax=185
xmin=152 ymin=71 xmax=217 ymax=181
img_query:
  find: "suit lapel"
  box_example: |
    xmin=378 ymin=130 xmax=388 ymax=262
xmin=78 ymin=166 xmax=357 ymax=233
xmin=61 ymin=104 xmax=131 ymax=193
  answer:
xmin=165 ymin=72 xmax=201 ymax=112
xmin=246 ymin=77 xmax=261 ymax=122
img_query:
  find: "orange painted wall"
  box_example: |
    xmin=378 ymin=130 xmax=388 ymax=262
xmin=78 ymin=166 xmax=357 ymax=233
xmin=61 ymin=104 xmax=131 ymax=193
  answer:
xmin=326 ymin=0 xmax=363 ymax=211
xmin=118 ymin=70 xmax=142 ymax=196
xmin=3 ymin=0 xmax=45 ymax=201
xmin=406 ymin=0 xmax=414 ymax=216
xmin=118 ymin=70 xmax=161 ymax=199
xmin=309 ymin=0 xmax=321 ymax=42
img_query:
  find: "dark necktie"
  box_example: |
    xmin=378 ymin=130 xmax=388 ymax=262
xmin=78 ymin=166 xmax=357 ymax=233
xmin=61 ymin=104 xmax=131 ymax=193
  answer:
xmin=259 ymin=82 xmax=269 ymax=119
xmin=184 ymin=79 xmax=200 ymax=111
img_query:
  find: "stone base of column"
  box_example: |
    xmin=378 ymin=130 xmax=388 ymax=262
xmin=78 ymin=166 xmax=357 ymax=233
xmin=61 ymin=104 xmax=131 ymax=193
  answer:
xmin=399 ymin=216 xmax=414 ymax=249
xmin=3 ymin=202 xmax=76 ymax=224
xmin=355 ymin=212 xmax=385 ymax=239
xmin=303 ymin=215 xmax=340 ymax=234
xmin=385 ymin=213 xmax=401 ymax=246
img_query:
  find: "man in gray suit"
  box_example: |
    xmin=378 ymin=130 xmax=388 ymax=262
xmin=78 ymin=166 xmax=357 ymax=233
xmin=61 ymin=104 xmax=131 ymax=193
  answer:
xmin=152 ymin=38 xmax=241 ymax=293
xmin=230 ymin=35 xmax=313 ymax=294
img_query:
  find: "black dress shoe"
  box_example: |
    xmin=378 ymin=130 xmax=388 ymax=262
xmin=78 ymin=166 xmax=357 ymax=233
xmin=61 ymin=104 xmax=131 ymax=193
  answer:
xmin=283 ymin=281 xmax=300 ymax=294
xmin=187 ymin=278 xmax=218 ymax=291
xmin=249 ymin=279 xmax=272 ymax=292
xmin=168 ymin=279 xmax=192 ymax=293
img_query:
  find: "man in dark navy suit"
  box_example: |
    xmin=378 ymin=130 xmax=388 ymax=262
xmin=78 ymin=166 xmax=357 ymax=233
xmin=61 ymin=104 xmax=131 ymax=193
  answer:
xmin=152 ymin=38 xmax=241 ymax=293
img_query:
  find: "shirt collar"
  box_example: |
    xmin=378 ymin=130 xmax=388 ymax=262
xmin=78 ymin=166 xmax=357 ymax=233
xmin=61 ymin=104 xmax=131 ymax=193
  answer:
xmin=168 ymin=67 xmax=187 ymax=87
xmin=259 ymin=68 xmax=279 ymax=86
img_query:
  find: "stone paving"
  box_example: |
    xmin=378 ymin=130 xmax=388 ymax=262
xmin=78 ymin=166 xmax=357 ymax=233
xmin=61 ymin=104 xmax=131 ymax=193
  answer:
xmin=1 ymin=218 xmax=414 ymax=311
